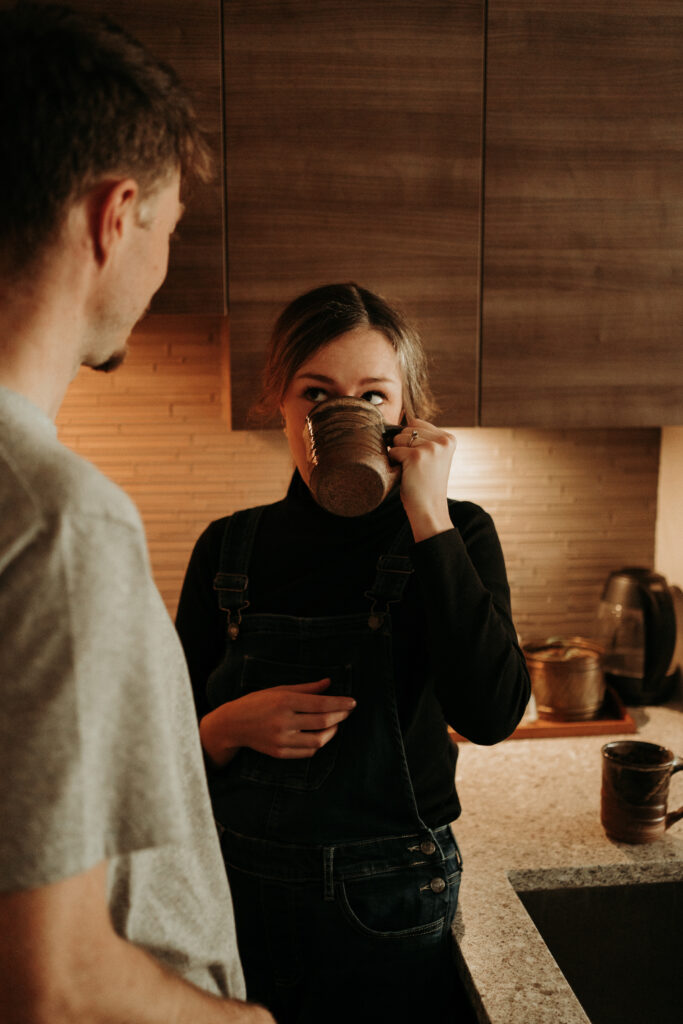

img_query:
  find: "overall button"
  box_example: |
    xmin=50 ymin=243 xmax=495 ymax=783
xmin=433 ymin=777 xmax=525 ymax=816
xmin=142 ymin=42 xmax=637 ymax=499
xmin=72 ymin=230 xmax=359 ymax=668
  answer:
xmin=430 ymin=877 xmax=446 ymax=894
xmin=420 ymin=839 xmax=436 ymax=855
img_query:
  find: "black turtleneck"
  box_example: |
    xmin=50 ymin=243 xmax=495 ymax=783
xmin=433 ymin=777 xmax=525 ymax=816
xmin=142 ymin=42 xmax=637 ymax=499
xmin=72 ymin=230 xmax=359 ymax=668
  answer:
xmin=175 ymin=471 xmax=530 ymax=827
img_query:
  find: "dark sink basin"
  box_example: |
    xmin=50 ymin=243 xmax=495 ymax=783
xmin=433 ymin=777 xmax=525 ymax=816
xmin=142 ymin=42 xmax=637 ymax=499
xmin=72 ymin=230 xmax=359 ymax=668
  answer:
xmin=510 ymin=871 xmax=682 ymax=1024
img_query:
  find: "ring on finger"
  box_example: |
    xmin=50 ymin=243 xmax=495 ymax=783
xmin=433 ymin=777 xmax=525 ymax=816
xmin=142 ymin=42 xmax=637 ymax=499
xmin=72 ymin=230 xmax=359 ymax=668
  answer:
xmin=408 ymin=429 xmax=419 ymax=448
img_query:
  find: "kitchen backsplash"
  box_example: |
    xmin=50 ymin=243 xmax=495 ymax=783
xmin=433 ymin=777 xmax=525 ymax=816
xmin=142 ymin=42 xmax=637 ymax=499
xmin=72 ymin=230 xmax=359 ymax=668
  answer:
xmin=56 ymin=317 xmax=660 ymax=642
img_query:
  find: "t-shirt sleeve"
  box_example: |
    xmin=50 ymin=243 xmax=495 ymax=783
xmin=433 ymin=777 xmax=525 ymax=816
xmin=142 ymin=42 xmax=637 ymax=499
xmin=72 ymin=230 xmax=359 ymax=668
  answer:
xmin=408 ymin=502 xmax=531 ymax=744
xmin=0 ymin=508 xmax=189 ymax=894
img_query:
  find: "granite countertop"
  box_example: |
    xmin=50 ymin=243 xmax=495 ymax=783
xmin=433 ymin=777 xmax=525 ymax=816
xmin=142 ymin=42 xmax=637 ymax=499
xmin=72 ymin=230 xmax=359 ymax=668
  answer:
xmin=450 ymin=692 xmax=683 ymax=1024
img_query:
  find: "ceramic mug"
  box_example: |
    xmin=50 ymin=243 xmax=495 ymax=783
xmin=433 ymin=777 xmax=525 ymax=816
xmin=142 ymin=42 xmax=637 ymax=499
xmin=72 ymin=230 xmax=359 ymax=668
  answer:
xmin=601 ymin=740 xmax=683 ymax=844
xmin=304 ymin=396 xmax=401 ymax=517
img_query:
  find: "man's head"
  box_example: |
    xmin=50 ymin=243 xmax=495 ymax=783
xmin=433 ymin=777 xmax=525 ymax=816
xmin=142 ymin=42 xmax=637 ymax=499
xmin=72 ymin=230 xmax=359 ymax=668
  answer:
xmin=0 ymin=2 xmax=211 ymax=281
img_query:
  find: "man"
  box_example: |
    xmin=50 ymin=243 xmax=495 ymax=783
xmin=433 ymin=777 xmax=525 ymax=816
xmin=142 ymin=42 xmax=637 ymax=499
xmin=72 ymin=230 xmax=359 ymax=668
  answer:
xmin=0 ymin=5 xmax=272 ymax=1022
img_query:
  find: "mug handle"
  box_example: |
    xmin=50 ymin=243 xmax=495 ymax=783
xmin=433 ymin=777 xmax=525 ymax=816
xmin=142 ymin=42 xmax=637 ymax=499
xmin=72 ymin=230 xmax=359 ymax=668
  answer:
xmin=666 ymin=755 xmax=683 ymax=830
xmin=382 ymin=424 xmax=402 ymax=446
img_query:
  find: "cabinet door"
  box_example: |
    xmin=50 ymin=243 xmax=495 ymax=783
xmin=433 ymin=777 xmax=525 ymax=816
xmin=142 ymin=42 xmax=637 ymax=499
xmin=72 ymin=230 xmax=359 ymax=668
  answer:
xmin=481 ymin=1 xmax=683 ymax=427
xmin=31 ymin=0 xmax=226 ymax=314
xmin=225 ymin=0 xmax=484 ymax=428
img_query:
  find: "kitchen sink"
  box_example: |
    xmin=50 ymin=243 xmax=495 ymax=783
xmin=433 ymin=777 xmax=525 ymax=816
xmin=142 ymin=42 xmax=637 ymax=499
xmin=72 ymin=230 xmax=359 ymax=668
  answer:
xmin=509 ymin=867 xmax=682 ymax=1024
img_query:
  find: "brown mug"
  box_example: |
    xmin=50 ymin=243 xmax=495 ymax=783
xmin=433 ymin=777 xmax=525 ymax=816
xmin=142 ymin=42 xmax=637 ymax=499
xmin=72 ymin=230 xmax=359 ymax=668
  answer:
xmin=600 ymin=740 xmax=683 ymax=844
xmin=304 ymin=396 xmax=401 ymax=517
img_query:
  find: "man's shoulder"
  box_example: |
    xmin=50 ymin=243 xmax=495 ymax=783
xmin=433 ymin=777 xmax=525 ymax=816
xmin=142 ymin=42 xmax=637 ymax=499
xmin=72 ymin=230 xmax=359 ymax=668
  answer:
xmin=1 ymin=421 xmax=139 ymax=532
xmin=0 ymin=420 xmax=142 ymax=578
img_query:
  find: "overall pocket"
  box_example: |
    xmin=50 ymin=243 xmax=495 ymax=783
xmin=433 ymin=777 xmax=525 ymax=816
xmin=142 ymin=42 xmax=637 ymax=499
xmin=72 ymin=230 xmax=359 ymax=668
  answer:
xmin=337 ymin=831 xmax=464 ymax=942
xmin=236 ymin=656 xmax=353 ymax=791
xmin=336 ymin=838 xmax=462 ymax=941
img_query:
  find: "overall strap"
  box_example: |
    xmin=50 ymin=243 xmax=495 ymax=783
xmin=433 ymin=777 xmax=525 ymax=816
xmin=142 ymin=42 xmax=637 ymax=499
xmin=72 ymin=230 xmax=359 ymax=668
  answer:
xmin=364 ymin=520 xmax=414 ymax=630
xmin=213 ymin=507 xmax=265 ymax=640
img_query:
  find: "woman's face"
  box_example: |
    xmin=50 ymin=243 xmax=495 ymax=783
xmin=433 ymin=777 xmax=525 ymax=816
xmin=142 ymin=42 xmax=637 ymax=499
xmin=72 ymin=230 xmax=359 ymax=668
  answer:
xmin=280 ymin=326 xmax=405 ymax=484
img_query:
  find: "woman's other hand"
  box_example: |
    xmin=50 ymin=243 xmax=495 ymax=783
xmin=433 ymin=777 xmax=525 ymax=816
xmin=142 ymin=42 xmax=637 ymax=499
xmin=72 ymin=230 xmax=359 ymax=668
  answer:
xmin=389 ymin=418 xmax=456 ymax=542
xmin=199 ymin=679 xmax=356 ymax=767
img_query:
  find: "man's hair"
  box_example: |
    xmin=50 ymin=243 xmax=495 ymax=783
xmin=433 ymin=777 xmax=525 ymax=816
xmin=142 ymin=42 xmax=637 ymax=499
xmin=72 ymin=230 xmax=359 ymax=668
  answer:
xmin=0 ymin=2 xmax=212 ymax=276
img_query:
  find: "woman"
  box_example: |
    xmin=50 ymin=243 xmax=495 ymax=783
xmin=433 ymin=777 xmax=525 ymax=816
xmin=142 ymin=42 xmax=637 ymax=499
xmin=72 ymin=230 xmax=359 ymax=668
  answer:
xmin=176 ymin=282 xmax=530 ymax=1023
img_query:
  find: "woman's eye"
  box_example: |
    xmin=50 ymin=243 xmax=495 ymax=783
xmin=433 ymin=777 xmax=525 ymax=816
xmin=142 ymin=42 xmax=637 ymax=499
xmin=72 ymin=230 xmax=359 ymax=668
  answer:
xmin=303 ymin=387 xmax=328 ymax=404
xmin=361 ymin=391 xmax=385 ymax=406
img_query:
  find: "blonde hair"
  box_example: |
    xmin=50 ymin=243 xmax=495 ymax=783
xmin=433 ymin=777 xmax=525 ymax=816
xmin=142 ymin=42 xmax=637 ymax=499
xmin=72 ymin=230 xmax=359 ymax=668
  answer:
xmin=252 ymin=282 xmax=437 ymax=424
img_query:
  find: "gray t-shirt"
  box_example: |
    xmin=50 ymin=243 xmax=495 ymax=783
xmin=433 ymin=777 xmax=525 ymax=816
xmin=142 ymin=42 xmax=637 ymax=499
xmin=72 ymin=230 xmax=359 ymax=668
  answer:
xmin=0 ymin=385 xmax=245 ymax=999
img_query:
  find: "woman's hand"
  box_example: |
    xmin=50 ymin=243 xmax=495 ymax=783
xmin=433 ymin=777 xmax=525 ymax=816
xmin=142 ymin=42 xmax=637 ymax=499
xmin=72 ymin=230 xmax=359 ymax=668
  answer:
xmin=199 ymin=679 xmax=356 ymax=768
xmin=388 ymin=417 xmax=456 ymax=542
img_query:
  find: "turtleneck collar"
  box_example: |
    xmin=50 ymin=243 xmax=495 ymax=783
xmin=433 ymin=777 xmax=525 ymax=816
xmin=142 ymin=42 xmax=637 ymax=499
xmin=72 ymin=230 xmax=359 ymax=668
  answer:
xmin=283 ymin=468 xmax=406 ymax=534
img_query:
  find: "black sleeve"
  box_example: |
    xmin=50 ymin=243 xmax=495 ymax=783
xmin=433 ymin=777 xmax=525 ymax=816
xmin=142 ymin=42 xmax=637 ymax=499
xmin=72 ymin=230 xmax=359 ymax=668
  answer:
xmin=409 ymin=502 xmax=530 ymax=745
xmin=175 ymin=519 xmax=228 ymax=721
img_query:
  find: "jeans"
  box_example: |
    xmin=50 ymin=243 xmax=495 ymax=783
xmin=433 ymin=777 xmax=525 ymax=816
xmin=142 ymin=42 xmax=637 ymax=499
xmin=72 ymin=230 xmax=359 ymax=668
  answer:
xmin=222 ymin=824 xmax=465 ymax=1023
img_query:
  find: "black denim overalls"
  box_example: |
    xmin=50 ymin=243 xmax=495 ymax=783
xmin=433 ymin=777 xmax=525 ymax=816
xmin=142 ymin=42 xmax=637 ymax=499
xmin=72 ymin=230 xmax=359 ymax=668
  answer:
xmin=207 ymin=507 xmax=464 ymax=1022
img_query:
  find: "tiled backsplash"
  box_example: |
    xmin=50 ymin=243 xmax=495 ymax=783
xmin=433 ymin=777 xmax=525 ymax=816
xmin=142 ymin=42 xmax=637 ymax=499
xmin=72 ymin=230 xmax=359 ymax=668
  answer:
xmin=449 ymin=428 xmax=659 ymax=642
xmin=57 ymin=317 xmax=660 ymax=641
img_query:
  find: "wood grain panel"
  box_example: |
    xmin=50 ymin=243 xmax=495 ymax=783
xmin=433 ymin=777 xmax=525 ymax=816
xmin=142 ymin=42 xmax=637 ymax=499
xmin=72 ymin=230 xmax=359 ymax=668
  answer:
xmin=26 ymin=0 xmax=226 ymax=314
xmin=224 ymin=0 xmax=484 ymax=428
xmin=481 ymin=1 xmax=683 ymax=427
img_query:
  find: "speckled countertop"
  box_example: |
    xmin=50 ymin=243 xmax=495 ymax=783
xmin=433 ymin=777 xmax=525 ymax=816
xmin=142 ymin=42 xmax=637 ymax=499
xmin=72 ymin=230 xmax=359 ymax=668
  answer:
xmin=450 ymin=692 xmax=683 ymax=1024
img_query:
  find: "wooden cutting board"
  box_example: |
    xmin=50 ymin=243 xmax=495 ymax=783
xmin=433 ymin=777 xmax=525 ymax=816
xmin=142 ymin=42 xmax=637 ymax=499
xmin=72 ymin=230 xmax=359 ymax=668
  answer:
xmin=449 ymin=686 xmax=637 ymax=743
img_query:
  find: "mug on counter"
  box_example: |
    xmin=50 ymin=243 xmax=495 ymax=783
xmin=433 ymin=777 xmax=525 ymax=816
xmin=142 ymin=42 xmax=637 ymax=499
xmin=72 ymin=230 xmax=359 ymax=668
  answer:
xmin=304 ymin=396 xmax=401 ymax=517
xmin=600 ymin=740 xmax=683 ymax=844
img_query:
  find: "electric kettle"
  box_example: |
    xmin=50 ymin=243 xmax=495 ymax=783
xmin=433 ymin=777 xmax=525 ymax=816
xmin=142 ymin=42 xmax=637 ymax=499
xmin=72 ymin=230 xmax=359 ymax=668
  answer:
xmin=595 ymin=568 xmax=680 ymax=705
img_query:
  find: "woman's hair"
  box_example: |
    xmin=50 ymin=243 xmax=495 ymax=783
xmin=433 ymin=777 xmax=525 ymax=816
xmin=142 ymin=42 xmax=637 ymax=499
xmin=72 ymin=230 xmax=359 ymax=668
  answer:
xmin=253 ymin=283 xmax=437 ymax=424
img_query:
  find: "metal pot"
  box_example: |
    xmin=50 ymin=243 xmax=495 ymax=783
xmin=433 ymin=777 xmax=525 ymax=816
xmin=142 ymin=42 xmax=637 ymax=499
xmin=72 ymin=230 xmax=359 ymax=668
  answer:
xmin=523 ymin=637 xmax=606 ymax=721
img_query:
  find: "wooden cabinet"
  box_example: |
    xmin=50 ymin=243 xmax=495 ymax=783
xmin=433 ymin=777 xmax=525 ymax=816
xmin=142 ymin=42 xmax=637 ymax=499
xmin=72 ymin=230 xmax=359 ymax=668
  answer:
xmin=26 ymin=1 xmax=683 ymax=425
xmin=227 ymin=0 xmax=683 ymax=430
xmin=50 ymin=0 xmax=226 ymax=314
xmin=224 ymin=0 xmax=485 ymax=429
xmin=480 ymin=1 xmax=683 ymax=427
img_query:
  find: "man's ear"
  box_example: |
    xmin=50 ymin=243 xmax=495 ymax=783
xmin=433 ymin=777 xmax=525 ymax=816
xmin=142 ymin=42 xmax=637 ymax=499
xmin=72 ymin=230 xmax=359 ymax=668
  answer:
xmin=90 ymin=178 xmax=139 ymax=265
